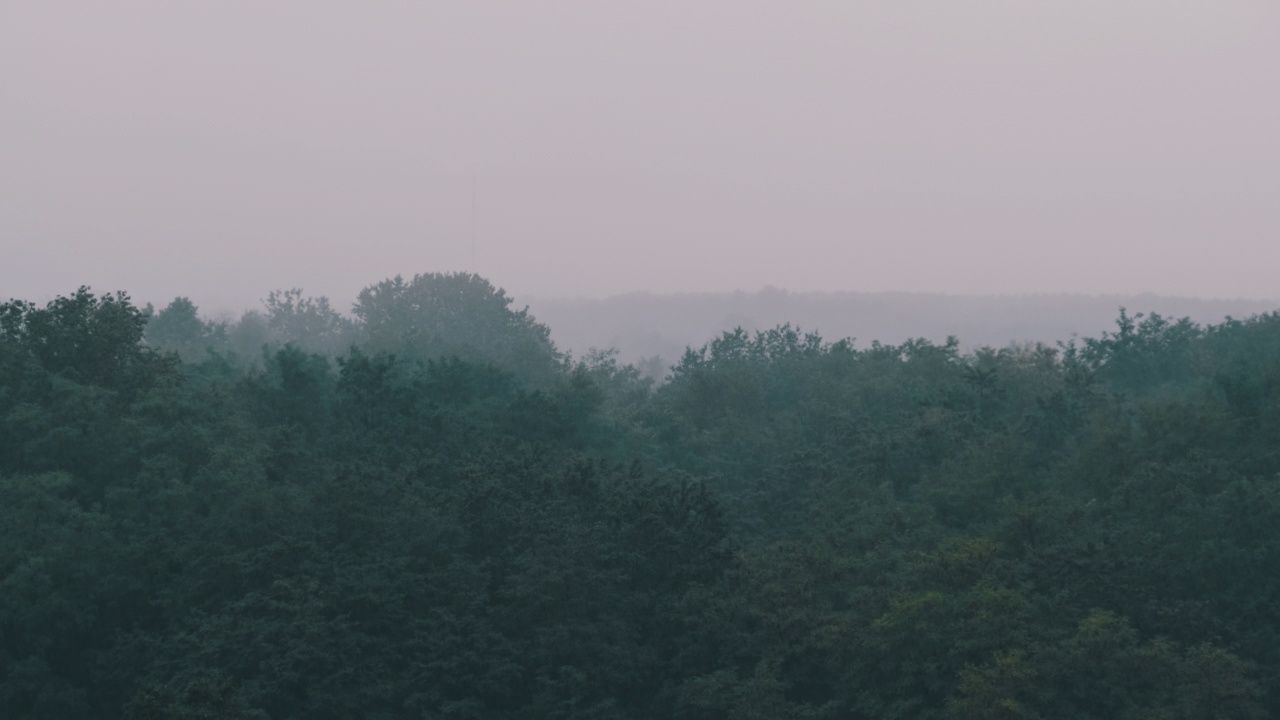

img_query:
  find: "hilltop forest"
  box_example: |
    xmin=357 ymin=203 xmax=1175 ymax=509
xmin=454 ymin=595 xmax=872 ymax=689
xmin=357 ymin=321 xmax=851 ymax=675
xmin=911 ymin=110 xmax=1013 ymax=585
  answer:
xmin=3 ymin=273 xmax=1279 ymax=719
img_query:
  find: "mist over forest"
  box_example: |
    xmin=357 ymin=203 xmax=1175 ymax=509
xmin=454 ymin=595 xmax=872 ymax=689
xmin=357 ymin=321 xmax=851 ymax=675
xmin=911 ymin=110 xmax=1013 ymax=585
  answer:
xmin=136 ymin=282 xmax=1280 ymax=375
xmin=4 ymin=272 xmax=1280 ymax=718
xmin=5 ymin=1 xmax=1279 ymax=718
xmin=527 ymin=290 xmax=1280 ymax=367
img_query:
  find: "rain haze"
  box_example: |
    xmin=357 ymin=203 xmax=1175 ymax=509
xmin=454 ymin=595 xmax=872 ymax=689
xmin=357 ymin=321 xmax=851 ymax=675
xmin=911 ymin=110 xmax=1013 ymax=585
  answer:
xmin=2 ymin=1 xmax=1277 ymax=323
xmin=11 ymin=7 xmax=1280 ymax=716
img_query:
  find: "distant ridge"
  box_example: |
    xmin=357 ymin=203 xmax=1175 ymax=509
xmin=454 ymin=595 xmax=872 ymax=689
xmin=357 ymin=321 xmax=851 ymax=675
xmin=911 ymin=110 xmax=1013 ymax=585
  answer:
xmin=525 ymin=290 xmax=1280 ymax=364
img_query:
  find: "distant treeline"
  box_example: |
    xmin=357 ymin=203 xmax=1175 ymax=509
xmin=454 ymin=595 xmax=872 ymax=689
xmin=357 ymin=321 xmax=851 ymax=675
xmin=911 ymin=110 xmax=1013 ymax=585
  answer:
xmin=3 ymin=273 xmax=1280 ymax=719
xmin=527 ymin=289 xmax=1279 ymax=370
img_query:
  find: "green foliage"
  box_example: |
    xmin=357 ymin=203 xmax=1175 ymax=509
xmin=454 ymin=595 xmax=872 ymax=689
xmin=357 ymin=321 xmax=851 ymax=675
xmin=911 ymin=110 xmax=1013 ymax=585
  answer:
xmin=3 ymin=285 xmax=1280 ymax=718
xmin=262 ymin=289 xmax=357 ymax=356
xmin=353 ymin=273 xmax=565 ymax=384
xmin=1 ymin=286 xmax=171 ymax=392
xmin=145 ymin=297 xmax=227 ymax=363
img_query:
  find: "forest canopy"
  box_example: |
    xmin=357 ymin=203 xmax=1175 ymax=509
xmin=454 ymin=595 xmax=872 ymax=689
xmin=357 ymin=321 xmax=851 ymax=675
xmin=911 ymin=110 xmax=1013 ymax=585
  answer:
xmin=2 ymin=273 xmax=1279 ymax=719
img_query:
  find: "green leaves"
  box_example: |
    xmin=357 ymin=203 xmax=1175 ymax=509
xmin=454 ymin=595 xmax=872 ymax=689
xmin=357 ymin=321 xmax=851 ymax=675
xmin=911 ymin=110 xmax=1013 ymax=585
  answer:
xmin=1 ymin=287 xmax=171 ymax=392
xmin=5 ymin=288 xmax=1280 ymax=718
xmin=353 ymin=273 xmax=565 ymax=385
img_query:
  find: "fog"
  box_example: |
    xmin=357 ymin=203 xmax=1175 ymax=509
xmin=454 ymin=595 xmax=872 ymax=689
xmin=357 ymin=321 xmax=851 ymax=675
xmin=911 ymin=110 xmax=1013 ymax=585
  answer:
xmin=527 ymin=290 xmax=1280 ymax=365
xmin=8 ymin=6 xmax=1280 ymax=714
xmin=3 ymin=1 xmax=1277 ymax=315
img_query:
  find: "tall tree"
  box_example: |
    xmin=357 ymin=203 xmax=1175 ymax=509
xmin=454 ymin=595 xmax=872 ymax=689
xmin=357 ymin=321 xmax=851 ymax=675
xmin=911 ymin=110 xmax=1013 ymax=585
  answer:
xmin=353 ymin=273 xmax=564 ymax=384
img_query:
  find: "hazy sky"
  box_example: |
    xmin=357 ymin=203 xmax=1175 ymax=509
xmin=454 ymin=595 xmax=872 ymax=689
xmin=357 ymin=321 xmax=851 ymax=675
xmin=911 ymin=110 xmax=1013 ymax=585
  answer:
xmin=3 ymin=1 xmax=1277 ymax=313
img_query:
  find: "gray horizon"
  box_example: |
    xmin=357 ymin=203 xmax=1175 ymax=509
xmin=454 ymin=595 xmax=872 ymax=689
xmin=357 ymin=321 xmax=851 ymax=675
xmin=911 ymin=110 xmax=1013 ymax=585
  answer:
xmin=3 ymin=1 xmax=1277 ymax=313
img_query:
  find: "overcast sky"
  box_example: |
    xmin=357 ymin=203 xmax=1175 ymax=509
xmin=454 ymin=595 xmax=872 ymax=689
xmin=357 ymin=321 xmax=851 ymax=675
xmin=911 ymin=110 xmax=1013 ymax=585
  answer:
xmin=2 ymin=1 xmax=1277 ymax=313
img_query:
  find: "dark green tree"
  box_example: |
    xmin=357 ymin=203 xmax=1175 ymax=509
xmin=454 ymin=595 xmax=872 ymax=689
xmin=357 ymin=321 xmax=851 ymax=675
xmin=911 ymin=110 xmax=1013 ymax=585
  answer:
xmin=353 ymin=273 xmax=564 ymax=385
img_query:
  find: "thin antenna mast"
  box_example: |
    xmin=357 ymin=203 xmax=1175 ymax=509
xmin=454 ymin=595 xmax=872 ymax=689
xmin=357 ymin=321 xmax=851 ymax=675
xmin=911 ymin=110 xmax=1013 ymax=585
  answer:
xmin=470 ymin=174 xmax=477 ymax=274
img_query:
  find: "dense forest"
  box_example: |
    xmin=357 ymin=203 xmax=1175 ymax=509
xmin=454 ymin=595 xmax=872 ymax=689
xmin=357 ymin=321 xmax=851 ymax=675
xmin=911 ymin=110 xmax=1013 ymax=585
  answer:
xmin=3 ymin=272 xmax=1279 ymax=719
